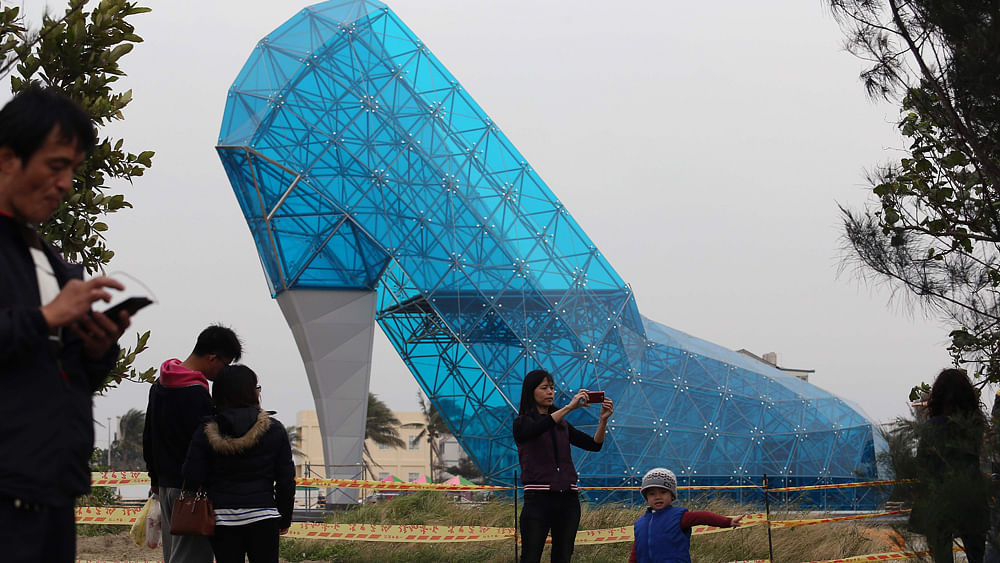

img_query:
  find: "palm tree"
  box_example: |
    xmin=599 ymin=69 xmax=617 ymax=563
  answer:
xmin=415 ymin=392 xmax=449 ymax=481
xmin=111 ymin=408 xmax=144 ymax=470
xmin=363 ymin=393 xmax=404 ymax=479
xmin=285 ymin=425 xmax=307 ymax=464
xmin=444 ymin=457 xmax=483 ymax=483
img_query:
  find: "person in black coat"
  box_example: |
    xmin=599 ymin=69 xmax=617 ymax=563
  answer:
xmin=0 ymin=87 xmax=130 ymax=562
xmin=908 ymin=368 xmax=989 ymax=563
xmin=183 ymin=364 xmax=296 ymax=563
xmin=144 ymin=325 xmax=242 ymax=563
xmin=513 ymin=369 xmax=614 ymax=563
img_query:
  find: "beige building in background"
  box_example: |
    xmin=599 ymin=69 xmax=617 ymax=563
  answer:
xmin=296 ymin=409 xmax=467 ymax=482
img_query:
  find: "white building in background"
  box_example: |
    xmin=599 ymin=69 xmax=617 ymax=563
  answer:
xmin=736 ymin=349 xmax=815 ymax=382
xmin=295 ymin=409 xmax=471 ymax=483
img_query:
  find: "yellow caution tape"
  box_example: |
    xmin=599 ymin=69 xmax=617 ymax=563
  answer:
xmin=569 ymin=526 xmax=633 ymax=544
xmin=768 ymin=510 xmax=909 ymax=529
xmin=691 ymin=513 xmax=768 ymax=535
xmin=580 ymin=485 xmax=759 ymax=491
xmin=801 ymin=550 xmax=929 ymax=562
xmin=295 ymin=477 xmax=507 ymax=491
xmin=75 ymin=506 xmax=145 ymax=525
xmin=766 ymin=479 xmax=914 ymax=493
xmin=287 ymin=521 xmax=514 ymax=542
xmin=91 ymin=472 xmax=919 ymax=494
xmin=75 ymin=508 xmax=751 ymax=544
xmin=90 ymin=472 xmax=151 ymax=486
xmin=89 ymin=472 xmax=502 ymax=491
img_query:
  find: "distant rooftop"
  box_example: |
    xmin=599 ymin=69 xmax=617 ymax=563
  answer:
xmin=736 ymin=349 xmax=816 ymax=382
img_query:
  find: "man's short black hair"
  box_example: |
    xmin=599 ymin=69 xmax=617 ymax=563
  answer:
xmin=192 ymin=324 xmax=242 ymax=362
xmin=0 ymin=85 xmax=96 ymax=163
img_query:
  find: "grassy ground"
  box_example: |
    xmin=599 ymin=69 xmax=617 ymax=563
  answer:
xmin=276 ymin=491 xmax=900 ymax=563
xmin=76 ymin=489 xmax=909 ymax=562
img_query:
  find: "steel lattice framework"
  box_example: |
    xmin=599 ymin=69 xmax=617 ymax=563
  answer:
xmin=217 ymin=0 xmax=883 ymax=507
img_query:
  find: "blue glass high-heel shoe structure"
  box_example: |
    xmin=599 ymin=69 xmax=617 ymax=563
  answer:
xmin=218 ymin=0 xmax=882 ymax=507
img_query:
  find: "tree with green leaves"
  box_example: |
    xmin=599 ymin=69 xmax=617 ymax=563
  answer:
xmin=833 ymin=0 xmax=1000 ymax=386
xmin=363 ymin=393 xmax=404 ymax=479
xmin=0 ymin=0 xmax=155 ymax=389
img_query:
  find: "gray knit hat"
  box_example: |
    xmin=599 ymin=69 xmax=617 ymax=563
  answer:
xmin=640 ymin=467 xmax=677 ymax=499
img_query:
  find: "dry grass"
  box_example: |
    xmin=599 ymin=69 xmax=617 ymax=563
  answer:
xmin=277 ymin=491 xmax=903 ymax=563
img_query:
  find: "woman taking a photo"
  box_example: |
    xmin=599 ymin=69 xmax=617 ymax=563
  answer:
xmin=183 ymin=365 xmax=295 ymax=563
xmin=513 ymin=369 xmax=614 ymax=563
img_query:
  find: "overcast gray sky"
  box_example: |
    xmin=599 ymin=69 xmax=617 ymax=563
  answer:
xmin=34 ymin=0 xmax=965 ymax=448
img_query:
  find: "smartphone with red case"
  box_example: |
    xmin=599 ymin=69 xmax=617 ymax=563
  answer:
xmin=587 ymin=391 xmax=605 ymax=404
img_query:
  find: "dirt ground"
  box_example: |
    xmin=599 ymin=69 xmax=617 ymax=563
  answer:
xmin=76 ymin=532 xmax=163 ymax=561
xmin=76 ymin=533 xmax=315 ymax=563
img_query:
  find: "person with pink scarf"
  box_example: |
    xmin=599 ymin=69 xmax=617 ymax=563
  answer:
xmin=143 ymin=325 xmax=242 ymax=563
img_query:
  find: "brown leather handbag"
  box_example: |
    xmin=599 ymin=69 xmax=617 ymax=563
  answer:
xmin=169 ymin=489 xmax=215 ymax=536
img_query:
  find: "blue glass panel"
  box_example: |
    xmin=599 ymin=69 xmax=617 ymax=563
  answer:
xmin=218 ymin=0 xmax=885 ymax=508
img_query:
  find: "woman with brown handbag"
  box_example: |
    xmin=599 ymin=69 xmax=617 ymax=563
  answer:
xmin=182 ymin=365 xmax=296 ymax=562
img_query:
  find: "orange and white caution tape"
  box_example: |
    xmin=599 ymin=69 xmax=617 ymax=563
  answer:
xmin=769 ymin=510 xmax=909 ymax=529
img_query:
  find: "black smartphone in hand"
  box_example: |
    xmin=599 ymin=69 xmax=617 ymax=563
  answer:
xmin=101 ymin=296 xmax=152 ymax=321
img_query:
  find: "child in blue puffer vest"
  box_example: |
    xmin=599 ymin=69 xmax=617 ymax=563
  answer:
xmin=628 ymin=468 xmax=745 ymax=563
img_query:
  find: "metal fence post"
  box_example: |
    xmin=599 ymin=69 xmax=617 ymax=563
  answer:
xmin=764 ymin=474 xmax=775 ymax=563
xmin=514 ymin=470 xmax=519 ymax=562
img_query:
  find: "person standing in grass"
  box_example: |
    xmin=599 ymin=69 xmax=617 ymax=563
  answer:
xmin=628 ymin=468 xmax=743 ymax=563
xmin=513 ymin=368 xmax=614 ymax=563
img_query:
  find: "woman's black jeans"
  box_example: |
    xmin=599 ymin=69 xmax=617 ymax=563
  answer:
xmin=209 ymin=518 xmax=281 ymax=563
xmin=927 ymin=530 xmax=985 ymax=563
xmin=519 ymin=490 xmax=581 ymax=563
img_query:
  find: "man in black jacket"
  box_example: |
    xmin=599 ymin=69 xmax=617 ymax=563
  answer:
xmin=143 ymin=325 xmax=242 ymax=563
xmin=0 ymin=87 xmax=131 ymax=562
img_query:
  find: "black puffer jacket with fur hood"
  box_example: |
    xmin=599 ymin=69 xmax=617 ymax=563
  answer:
xmin=182 ymin=407 xmax=296 ymax=527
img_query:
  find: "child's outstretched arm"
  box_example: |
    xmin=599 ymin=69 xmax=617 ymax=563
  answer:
xmin=680 ymin=511 xmax=744 ymax=529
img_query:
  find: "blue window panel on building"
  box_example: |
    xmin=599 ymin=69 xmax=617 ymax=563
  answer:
xmin=217 ymin=0 xmax=885 ymax=507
